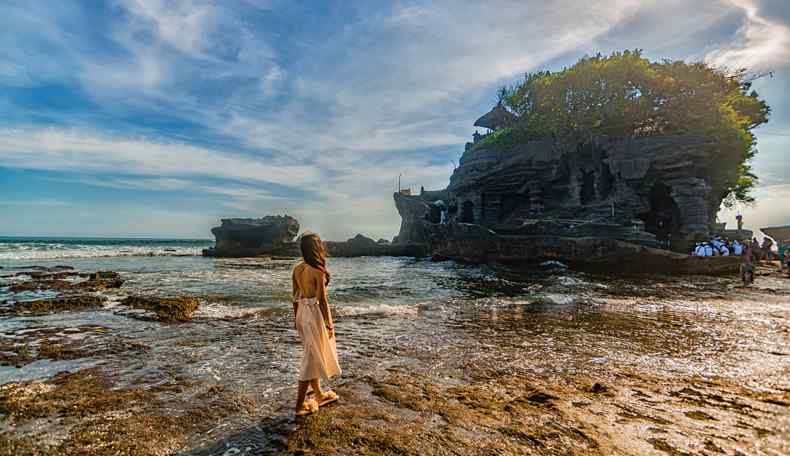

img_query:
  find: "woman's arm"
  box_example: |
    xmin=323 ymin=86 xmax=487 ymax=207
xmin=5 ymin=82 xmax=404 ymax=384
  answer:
xmin=316 ymin=271 xmax=334 ymax=333
xmin=292 ymin=269 xmax=299 ymax=326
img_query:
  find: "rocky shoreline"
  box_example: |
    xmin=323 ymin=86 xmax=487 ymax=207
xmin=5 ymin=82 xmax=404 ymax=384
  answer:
xmin=201 ymin=212 xmax=743 ymax=275
xmin=1 ymin=260 xmax=788 ymax=455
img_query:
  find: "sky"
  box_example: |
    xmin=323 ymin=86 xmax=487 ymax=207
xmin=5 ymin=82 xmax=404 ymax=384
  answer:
xmin=0 ymin=0 xmax=788 ymax=240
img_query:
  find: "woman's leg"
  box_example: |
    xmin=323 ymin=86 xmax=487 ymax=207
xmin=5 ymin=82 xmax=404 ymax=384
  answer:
xmin=296 ymin=380 xmax=311 ymax=411
xmin=310 ymin=378 xmax=323 ymax=399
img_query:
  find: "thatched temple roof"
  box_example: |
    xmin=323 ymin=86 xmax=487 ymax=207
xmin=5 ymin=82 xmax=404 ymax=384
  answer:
xmin=474 ymin=103 xmax=517 ymax=130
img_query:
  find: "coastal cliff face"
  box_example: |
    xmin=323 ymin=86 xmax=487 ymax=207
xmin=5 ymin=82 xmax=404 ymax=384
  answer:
xmin=395 ymin=134 xmax=731 ymax=255
xmin=429 ymin=222 xmax=740 ymax=274
xmin=391 ymin=132 xmax=747 ymax=273
xmin=444 ymin=135 xmax=722 ymax=251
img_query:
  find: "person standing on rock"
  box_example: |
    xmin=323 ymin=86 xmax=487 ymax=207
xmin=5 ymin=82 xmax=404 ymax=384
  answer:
xmin=291 ymin=233 xmax=341 ymax=416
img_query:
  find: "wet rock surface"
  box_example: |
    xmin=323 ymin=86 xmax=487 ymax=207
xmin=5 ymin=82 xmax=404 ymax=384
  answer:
xmin=1 ymin=258 xmax=788 ymax=455
xmin=0 ymin=296 xmax=107 ymax=317
xmin=430 ymin=224 xmax=742 ymax=274
xmin=0 ymin=325 xmax=148 ymax=368
xmin=120 ymin=296 xmax=200 ymax=322
xmin=0 ymin=368 xmax=257 ymax=456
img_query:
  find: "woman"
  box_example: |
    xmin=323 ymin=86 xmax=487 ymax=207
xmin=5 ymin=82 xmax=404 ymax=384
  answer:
xmin=292 ymin=233 xmax=341 ymax=416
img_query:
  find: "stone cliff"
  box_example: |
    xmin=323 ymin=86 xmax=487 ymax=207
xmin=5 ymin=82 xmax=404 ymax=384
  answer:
xmin=447 ymin=134 xmax=728 ymax=251
xmin=392 ymin=111 xmax=746 ymax=274
xmin=397 ymin=133 xmax=734 ymax=254
xmin=204 ymin=216 xmax=299 ymax=257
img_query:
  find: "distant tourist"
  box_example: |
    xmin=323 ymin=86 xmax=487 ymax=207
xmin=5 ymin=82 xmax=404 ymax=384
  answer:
xmin=291 ymin=233 xmax=341 ymax=416
xmin=703 ymin=242 xmax=714 ymax=257
xmin=741 ymin=243 xmax=755 ymax=286
xmin=751 ymin=238 xmax=763 ymax=262
xmin=761 ymin=237 xmax=774 ymax=261
xmin=736 ymin=212 xmax=743 ymax=231
xmin=732 ymin=239 xmax=743 ymax=256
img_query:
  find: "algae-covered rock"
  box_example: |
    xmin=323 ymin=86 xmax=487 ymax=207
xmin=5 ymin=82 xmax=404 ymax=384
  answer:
xmin=8 ymin=270 xmax=123 ymax=293
xmin=0 ymin=296 xmax=107 ymax=316
xmin=121 ymin=296 xmax=200 ymax=322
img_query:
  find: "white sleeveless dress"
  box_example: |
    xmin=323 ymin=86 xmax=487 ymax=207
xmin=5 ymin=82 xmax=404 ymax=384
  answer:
xmin=295 ymin=296 xmax=341 ymax=382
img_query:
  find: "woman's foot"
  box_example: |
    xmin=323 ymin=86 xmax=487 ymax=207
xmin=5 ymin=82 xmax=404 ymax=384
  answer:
xmin=295 ymin=397 xmax=318 ymax=416
xmin=315 ymin=390 xmax=339 ymax=407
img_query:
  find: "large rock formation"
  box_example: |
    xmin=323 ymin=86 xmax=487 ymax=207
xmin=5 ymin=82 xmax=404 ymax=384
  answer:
xmin=203 ymin=218 xmax=427 ymax=258
xmin=440 ymin=134 xmax=726 ymax=252
xmin=203 ymin=216 xmax=299 ymax=257
xmin=429 ymin=223 xmax=740 ymax=274
xmin=392 ymin=112 xmax=747 ymax=274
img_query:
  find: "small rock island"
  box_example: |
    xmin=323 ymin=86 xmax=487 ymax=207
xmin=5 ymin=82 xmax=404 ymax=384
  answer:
xmin=203 ymin=216 xmax=425 ymax=258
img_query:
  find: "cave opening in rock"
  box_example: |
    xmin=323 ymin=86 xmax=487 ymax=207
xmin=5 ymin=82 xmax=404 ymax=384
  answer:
xmin=640 ymin=182 xmax=681 ymax=247
xmin=598 ymin=163 xmax=615 ymax=199
xmin=461 ymin=200 xmax=475 ymax=223
xmin=580 ymin=170 xmax=596 ymax=205
xmin=499 ymin=193 xmax=525 ymax=222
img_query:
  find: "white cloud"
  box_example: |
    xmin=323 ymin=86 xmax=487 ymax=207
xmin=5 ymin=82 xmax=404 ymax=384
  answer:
xmin=221 ymin=1 xmax=645 ymax=164
xmin=718 ymin=184 xmax=790 ymax=236
xmin=118 ymin=0 xmax=217 ymax=57
xmin=706 ymin=0 xmax=790 ymax=70
xmin=0 ymin=127 xmax=318 ymax=187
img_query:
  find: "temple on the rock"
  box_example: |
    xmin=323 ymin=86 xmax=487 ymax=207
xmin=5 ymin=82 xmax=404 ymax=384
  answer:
xmin=396 ymin=104 xmax=745 ymax=254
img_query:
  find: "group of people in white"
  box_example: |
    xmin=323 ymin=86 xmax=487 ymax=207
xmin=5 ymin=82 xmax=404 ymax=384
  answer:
xmin=692 ymin=236 xmax=745 ymax=257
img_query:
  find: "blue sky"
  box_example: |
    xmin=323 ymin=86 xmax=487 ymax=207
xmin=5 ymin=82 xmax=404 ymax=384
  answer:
xmin=0 ymin=0 xmax=788 ymax=240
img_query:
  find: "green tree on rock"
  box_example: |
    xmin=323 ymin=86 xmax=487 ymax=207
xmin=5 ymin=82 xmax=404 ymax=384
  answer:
xmin=484 ymin=50 xmax=770 ymax=207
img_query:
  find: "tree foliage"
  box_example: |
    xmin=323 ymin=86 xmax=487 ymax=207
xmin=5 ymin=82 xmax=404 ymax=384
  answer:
xmin=489 ymin=50 xmax=770 ymax=206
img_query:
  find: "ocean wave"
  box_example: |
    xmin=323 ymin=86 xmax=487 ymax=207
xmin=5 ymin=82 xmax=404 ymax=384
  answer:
xmin=194 ymin=302 xmax=286 ymax=319
xmin=0 ymin=243 xmax=205 ymax=260
xmin=336 ymin=303 xmax=419 ymax=317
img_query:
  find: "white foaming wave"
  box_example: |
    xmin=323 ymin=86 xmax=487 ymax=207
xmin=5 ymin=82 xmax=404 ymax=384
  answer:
xmin=0 ymin=244 xmax=202 ymax=260
xmin=194 ymin=302 xmax=282 ymax=319
xmin=336 ymin=303 xmax=419 ymax=317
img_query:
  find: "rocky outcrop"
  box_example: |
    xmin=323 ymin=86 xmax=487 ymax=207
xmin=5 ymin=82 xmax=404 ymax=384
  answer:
xmin=389 ymin=115 xmax=755 ymax=273
xmin=437 ymin=134 xmax=728 ymax=252
xmin=121 ymin=296 xmax=200 ymax=322
xmin=393 ymin=193 xmax=432 ymax=244
xmin=203 ymin=217 xmax=428 ymax=258
xmin=204 ymin=216 xmax=299 ymax=257
xmin=0 ymin=296 xmax=107 ymax=316
xmin=327 ymin=234 xmax=427 ymax=257
xmin=429 ymin=223 xmax=740 ymax=275
xmin=8 ymin=270 xmax=123 ymax=293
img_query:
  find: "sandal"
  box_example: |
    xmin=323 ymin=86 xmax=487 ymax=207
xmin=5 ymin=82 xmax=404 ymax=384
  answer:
xmin=316 ymin=390 xmax=339 ymax=407
xmin=295 ymin=398 xmax=318 ymax=416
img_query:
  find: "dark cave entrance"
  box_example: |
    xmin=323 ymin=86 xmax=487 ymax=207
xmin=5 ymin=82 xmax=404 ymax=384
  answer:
xmin=579 ymin=170 xmax=596 ymax=205
xmin=640 ymin=182 xmax=681 ymax=248
xmin=461 ymin=201 xmax=475 ymax=223
xmin=499 ymin=193 xmax=525 ymax=222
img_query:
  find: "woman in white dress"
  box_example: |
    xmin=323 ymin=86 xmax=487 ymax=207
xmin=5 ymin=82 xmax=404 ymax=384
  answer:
xmin=291 ymin=233 xmax=341 ymax=416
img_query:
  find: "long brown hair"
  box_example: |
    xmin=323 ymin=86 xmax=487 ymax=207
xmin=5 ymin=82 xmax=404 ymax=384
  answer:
xmin=300 ymin=233 xmax=330 ymax=284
